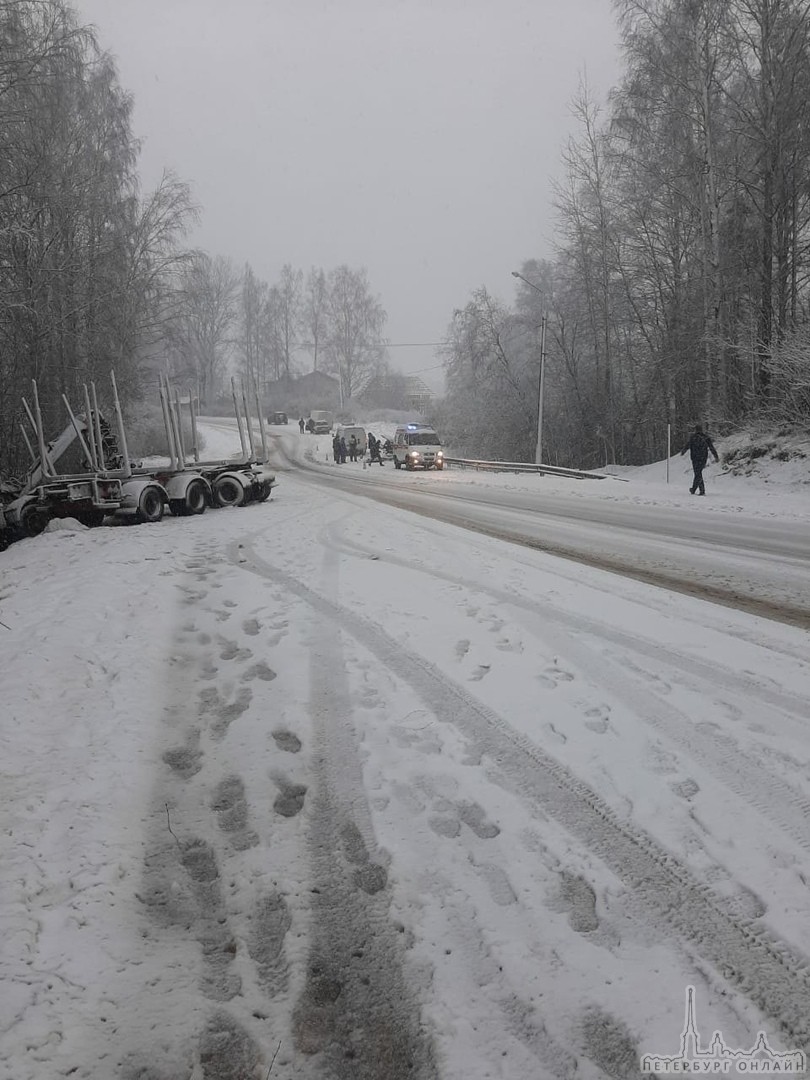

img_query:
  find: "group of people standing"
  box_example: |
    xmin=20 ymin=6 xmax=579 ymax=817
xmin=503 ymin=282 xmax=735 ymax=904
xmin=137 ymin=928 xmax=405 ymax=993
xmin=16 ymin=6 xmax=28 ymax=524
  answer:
xmin=331 ymin=433 xmax=364 ymax=463
xmin=328 ymin=431 xmax=388 ymax=465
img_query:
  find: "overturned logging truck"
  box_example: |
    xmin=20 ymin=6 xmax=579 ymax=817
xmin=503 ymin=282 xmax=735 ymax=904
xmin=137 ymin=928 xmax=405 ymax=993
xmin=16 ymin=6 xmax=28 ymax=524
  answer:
xmin=0 ymin=374 xmax=276 ymax=549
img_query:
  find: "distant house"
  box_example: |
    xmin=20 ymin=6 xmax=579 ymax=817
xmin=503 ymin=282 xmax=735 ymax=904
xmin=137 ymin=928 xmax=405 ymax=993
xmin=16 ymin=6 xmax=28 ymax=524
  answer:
xmin=294 ymin=370 xmax=340 ymax=407
xmin=264 ymin=371 xmax=340 ymax=412
xmin=404 ymin=376 xmax=434 ymax=413
xmin=359 ymin=373 xmax=436 ymax=412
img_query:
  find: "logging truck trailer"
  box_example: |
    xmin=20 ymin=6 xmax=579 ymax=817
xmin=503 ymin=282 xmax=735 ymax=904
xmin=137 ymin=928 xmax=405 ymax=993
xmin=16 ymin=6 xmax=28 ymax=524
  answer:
xmin=158 ymin=375 xmax=276 ymax=509
xmin=0 ymin=373 xmax=277 ymax=547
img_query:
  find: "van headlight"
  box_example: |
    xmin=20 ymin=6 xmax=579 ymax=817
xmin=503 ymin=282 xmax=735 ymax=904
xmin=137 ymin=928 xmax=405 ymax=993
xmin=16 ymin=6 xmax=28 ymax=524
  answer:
xmin=436 ymin=451 xmax=443 ymax=458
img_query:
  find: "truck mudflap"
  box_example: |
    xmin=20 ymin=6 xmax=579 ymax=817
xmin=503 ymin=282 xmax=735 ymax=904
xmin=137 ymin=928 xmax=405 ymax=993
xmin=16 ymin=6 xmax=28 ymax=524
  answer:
xmin=250 ymin=465 xmax=277 ymax=489
xmin=249 ymin=466 xmax=277 ymax=503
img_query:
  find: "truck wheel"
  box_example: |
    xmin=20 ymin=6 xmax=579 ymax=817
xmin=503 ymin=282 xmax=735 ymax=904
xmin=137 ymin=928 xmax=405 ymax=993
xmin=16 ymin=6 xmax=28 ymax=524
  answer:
xmin=136 ymin=486 xmax=164 ymax=523
xmin=21 ymin=504 xmax=51 ymax=537
xmin=185 ymin=480 xmax=207 ymax=515
xmin=213 ymin=476 xmax=245 ymax=508
xmin=254 ymin=482 xmax=272 ymax=503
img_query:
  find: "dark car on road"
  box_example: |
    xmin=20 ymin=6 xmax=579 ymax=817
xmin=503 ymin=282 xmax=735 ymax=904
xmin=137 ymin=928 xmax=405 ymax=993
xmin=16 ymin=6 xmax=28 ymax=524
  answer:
xmin=269 ymin=411 xmax=288 ymax=425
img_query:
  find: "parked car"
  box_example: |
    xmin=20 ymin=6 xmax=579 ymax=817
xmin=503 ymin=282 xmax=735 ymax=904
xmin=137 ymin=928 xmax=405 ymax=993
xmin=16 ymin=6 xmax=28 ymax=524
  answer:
xmin=308 ymin=410 xmax=333 ymax=434
xmin=269 ymin=411 xmax=288 ymax=425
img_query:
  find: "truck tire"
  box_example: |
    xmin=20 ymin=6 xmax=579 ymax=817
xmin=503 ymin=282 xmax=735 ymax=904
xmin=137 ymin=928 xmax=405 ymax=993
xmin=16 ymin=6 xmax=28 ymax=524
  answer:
xmin=21 ymin=504 xmax=51 ymax=537
xmin=185 ymin=479 xmax=208 ymax=515
xmin=213 ymin=475 xmax=245 ymax=508
xmin=136 ymin=486 xmax=164 ymax=524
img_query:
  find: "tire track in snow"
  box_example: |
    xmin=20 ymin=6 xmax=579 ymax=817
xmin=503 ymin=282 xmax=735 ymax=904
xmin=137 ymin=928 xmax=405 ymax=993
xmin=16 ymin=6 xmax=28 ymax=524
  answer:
xmin=281 ymin=540 xmax=438 ymax=1079
xmin=511 ymin=608 xmax=810 ymax=856
xmin=327 ymin=529 xmax=810 ymax=857
xmin=325 ymin=525 xmax=809 ymax=718
xmin=287 ymin=457 xmax=810 ymax=629
xmin=232 ymin=539 xmax=810 ymax=1052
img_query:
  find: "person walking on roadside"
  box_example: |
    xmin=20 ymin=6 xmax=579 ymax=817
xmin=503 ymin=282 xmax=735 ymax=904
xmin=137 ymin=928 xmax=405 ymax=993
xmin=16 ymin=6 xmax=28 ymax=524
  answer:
xmin=299 ymin=417 xmax=305 ymax=434
xmin=368 ymin=433 xmax=384 ymax=466
xmin=680 ymin=423 xmax=719 ymax=495
xmin=332 ymin=433 xmax=342 ymax=463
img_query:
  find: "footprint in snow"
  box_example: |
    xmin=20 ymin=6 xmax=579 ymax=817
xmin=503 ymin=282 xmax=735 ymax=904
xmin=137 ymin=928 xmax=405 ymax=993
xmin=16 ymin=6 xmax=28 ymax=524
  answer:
xmin=469 ymin=664 xmax=491 ymax=682
xmin=584 ymin=704 xmax=611 ymax=734
xmin=272 ymin=729 xmax=301 ymax=753
xmin=537 ymin=665 xmax=575 ymax=689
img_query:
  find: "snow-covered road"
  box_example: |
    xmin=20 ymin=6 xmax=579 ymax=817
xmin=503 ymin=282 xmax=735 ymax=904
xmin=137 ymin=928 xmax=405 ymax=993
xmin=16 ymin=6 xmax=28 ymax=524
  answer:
xmin=2 ymin=423 xmax=809 ymax=1079
xmin=277 ymin=428 xmax=810 ymax=627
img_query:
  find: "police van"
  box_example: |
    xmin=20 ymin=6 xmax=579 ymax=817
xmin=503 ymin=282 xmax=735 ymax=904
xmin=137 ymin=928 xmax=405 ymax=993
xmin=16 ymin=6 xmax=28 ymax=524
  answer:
xmin=392 ymin=424 xmax=444 ymax=470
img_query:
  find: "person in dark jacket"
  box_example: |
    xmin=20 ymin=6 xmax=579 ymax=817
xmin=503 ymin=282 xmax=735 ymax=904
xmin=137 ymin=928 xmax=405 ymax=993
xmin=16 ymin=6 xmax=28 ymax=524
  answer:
xmin=339 ymin=436 xmax=348 ymax=464
xmin=299 ymin=417 xmax=305 ymax=434
xmin=680 ymin=423 xmax=719 ymax=495
xmin=367 ymin=433 xmax=384 ymax=465
xmin=332 ymin=433 xmax=342 ymax=463
xmin=349 ymin=434 xmax=358 ymax=462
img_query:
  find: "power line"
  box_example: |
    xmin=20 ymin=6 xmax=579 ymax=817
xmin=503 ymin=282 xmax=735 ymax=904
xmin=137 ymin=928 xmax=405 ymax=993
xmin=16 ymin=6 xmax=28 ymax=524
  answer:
xmin=297 ymin=341 xmax=449 ymax=349
xmin=406 ymin=363 xmax=445 ymax=375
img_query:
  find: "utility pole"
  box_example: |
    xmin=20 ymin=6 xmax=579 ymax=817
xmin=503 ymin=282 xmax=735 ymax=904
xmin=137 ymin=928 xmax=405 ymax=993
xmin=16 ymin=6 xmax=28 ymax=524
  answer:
xmin=512 ymin=271 xmax=547 ymax=465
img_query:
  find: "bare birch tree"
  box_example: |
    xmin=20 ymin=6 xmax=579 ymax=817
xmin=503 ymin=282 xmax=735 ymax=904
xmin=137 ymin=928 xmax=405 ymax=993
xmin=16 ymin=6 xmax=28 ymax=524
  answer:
xmin=323 ymin=265 xmax=387 ymax=402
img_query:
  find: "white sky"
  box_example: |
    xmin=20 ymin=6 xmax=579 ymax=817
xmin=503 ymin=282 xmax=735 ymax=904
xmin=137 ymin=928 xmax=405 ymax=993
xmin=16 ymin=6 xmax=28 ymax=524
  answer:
xmin=71 ymin=0 xmax=623 ymax=390
xmin=2 ymin=423 xmax=809 ymax=1076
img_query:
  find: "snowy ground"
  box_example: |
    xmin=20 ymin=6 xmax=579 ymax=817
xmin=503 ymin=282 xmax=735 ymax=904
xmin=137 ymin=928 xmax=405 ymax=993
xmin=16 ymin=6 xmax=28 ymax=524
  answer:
xmin=1 ymin=421 xmax=809 ymax=1079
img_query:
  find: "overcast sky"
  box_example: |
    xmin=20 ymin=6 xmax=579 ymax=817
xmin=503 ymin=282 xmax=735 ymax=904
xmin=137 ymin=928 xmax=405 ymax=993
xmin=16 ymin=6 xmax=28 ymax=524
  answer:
xmin=73 ymin=0 xmax=622 ymax=391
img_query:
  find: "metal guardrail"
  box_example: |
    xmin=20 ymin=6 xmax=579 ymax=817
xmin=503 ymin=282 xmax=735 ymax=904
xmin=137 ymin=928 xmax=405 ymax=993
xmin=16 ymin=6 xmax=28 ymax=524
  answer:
xmin=443 ymin=457 xmax=614 ymax=481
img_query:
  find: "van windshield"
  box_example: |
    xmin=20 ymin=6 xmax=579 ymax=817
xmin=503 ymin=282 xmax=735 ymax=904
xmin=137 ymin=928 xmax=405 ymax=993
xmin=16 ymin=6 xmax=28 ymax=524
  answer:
xmin=408 ymin=432 xmax=440 ymax=446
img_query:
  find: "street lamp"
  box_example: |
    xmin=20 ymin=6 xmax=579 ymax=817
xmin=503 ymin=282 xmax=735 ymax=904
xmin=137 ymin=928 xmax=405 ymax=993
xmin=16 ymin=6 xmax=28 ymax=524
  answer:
xmin=512 ymin=271 xmax=547 ymax=465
